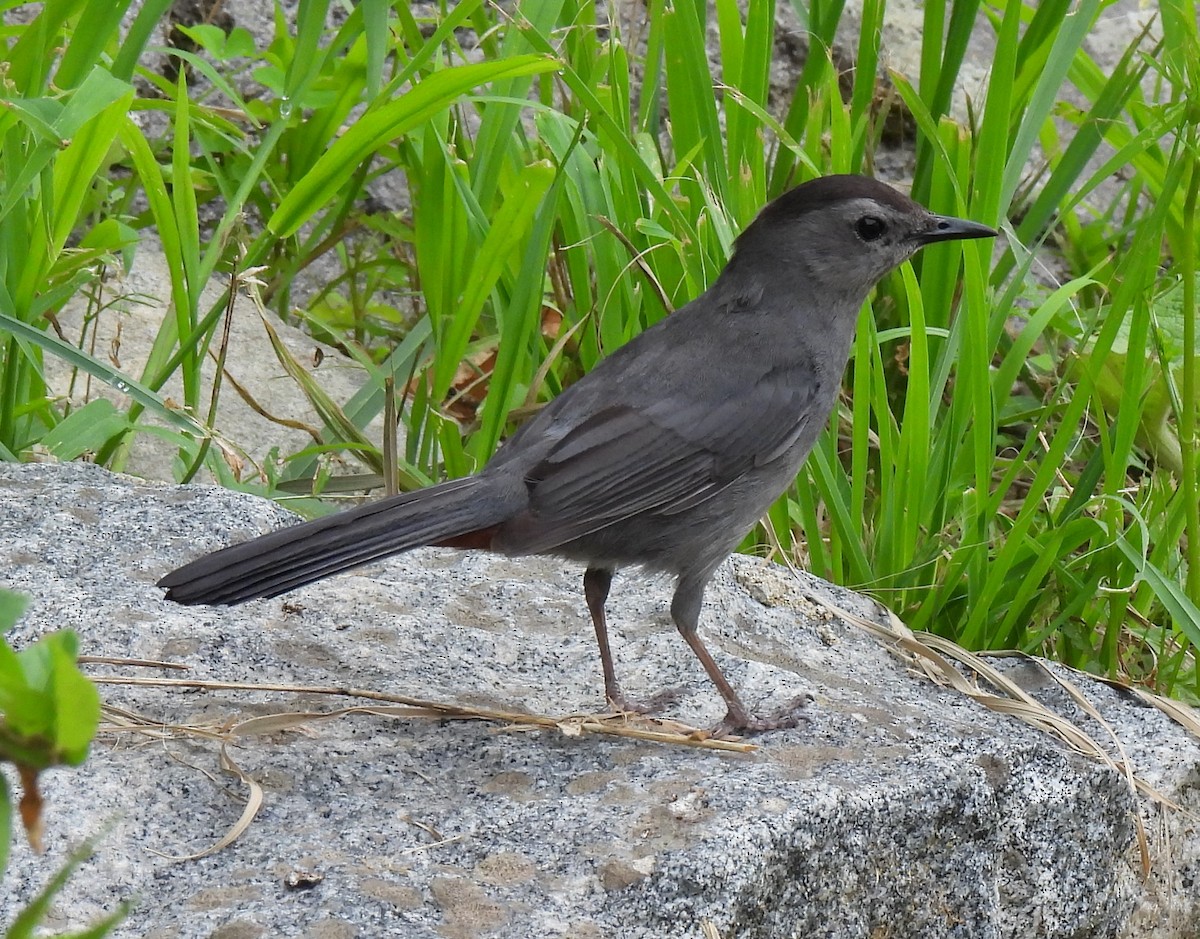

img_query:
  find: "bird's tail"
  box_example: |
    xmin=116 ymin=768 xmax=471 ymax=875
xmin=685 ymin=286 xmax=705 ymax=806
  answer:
xmin=158 ymin=475 xmax=520 ymax=606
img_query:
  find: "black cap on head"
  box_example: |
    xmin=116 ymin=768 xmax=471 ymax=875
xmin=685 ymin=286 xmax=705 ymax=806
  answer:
xmin=740 ymin=174 xmax=997 ymax=250
xmin=755 ymin=175 xmax=920 ymax=225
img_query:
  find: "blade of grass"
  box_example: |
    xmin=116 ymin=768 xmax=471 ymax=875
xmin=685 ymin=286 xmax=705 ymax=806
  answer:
xmin=270 ymin=56 xmax=559 ymax=238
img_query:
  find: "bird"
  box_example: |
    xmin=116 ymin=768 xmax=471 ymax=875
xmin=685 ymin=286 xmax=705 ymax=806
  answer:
xmin=159 ymin=174 xmax=997 ymax=735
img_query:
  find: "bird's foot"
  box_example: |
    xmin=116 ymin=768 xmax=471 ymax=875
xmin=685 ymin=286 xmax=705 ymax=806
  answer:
xmin=708 ymin=694 xmax=812 ymax=739
xmin=604 ymin=685 xmax=682 ymax=718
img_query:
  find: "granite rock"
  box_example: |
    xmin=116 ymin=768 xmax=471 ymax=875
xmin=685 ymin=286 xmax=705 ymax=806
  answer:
xmin=0 ymin=461 xmax=1193 ymax=938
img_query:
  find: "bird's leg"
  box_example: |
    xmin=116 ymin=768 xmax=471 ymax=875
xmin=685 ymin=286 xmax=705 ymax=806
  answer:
xmin=584 ymin=567 xmax=677 ymax=716
xmin=671 ymin=579 xmax=807 ymax=737
xmin=584 ymin=567 xmax=622 ymax=705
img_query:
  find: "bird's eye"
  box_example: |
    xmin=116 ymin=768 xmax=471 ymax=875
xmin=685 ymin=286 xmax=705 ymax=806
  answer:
xmin=855 ymin=216 xmax=887 ymax=241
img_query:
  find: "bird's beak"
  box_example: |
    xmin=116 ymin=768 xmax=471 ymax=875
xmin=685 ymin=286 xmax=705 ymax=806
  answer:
xmin=914 ymin=214 xmax=998 ymax=245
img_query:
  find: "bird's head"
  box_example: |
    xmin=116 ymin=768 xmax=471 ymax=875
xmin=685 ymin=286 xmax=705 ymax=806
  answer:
xmin=726 ymin=175 xmax=997 ymax=303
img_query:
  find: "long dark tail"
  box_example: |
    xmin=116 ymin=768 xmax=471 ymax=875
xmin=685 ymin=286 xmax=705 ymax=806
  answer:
xmin=159 ymin=476 xmax=521 ymax=606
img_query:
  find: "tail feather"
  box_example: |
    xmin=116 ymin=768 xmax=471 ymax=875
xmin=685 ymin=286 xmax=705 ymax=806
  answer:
xmin=159 ymin=476 xmax=519 ymax=606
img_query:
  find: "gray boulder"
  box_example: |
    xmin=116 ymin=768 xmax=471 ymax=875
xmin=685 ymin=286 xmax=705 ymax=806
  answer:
xmin=0 ymin=460 xmax=1193 ymax=937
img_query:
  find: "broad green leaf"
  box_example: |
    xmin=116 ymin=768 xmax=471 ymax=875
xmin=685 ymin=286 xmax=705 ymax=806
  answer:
xmin=53 ymin=67 xmax=133 ymax=138
xmin=1116 ymin=537 xmax=1200 ymax=649
xmin=50 ymin=93 xmax=133 ymax=256
xmin=50 ymin=640 xmax=100 ymax=761
xmin=39 ymin=399 xmax=131 ymax=461
xmin=0 ymin=678 xmax=48 ymax=740
xmin=0 ymin=590 xmax=28 ymax=631
xmin=2 ymin=97 xmax=64 ymax=143
xmin=0 ymin=638 xmax=24 ymax=690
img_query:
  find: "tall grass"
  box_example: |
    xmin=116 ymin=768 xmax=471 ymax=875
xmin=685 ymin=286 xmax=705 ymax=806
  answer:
xmin=1 ymin=0 xmax=1198 ymax=695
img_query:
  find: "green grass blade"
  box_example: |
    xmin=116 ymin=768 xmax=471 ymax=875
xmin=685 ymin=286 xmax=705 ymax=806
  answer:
xmin=0 ymin=308 xmax=207 ymax=437
xmin=361 ymin=0 xmax=388 ymax=99
xmin=111 ymin=0 xmax=175 ymax=80
xmin=54 ymin=0 xmax=134 ymax=88
xmin=999 ymin=0 xmax=1103 ymax=213
xmin=270 ymin=56 xmax=559 ymax=238
xmin=433 ymin=159 xmax=556 ymax=398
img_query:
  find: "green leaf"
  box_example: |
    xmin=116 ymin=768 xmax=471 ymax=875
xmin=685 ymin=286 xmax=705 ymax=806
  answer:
xmin=0 ymin=629 xmax=98 ymax=769
xmin=0 ymin=773 xmax=9 ymax=883
xmin=111 ymin=0 xmax=175 ymax=80
xmin=50 ymin=83 xmax=135 ymax=257
xmin=0 ymin=306 xmax=209 ymax=439
xmin=433 ymin=159 xmax=557 ymax=398
xmin=1116 ymin=536 xmax=1200 ymax=649
xmin=49 ymin=641 xmax=99 ymax=762
xmin=0 ymin=590 xmax=28 ymax=631
xmin=17 ymin=631 xmax=66 ymax=694
xmin=1082 ymin=274 xmax=1200 ymax=474
xmin=55 ymin=0 xmax=136 ymax=89
xmin=0 ymin=637 xmax=25 ymax=694
xmin=0 ymin=678 xmax=49 ymax=741
xmin=175 ymin=23 xmax=234 ymax=58
xmin=52 ymin=67 xmax=134 ymax=138
xmin=79 ymin=217 xmax=140 ymax=272
xmin=5 ymin=836 xmax=127 ymax=939
xmin=269 ymin=55 xmax=559 ymax=237
xmin=225 ymin=26 xmax=257 ymax=58
xmin=361 ymin=0 xmax=388 ymax=98
xmin=39 ymin=399 xmax=131 ymax=461
xmin=1 ymin=97 xmax=64 ymax=143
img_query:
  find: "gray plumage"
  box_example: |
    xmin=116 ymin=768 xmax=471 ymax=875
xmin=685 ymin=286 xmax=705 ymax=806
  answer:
xmin=159 ymin=174 xmax=996 ymax=734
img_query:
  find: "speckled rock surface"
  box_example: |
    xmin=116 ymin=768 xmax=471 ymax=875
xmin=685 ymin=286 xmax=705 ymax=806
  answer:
xmin=0 ymin=461 xmax=1193 ymax=938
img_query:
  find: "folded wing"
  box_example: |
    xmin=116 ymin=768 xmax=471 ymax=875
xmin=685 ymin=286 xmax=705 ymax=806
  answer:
xmin=503 ymin=364 xmax=818 ymax=551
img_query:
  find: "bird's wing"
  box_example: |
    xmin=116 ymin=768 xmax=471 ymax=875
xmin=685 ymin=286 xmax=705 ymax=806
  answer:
xmin=509 ymin=364 xmax=818 ymax=549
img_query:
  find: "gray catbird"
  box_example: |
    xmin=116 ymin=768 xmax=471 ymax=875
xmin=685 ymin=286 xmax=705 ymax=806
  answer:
xmin=160 ymin=174 xmax=996 ymax=734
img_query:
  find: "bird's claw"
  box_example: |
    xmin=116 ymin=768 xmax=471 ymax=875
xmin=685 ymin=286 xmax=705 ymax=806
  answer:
xmin=709 ymin=694 xmax=812 ymax=738
xmin=604 ymin=685 xmax=683 ymax=718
